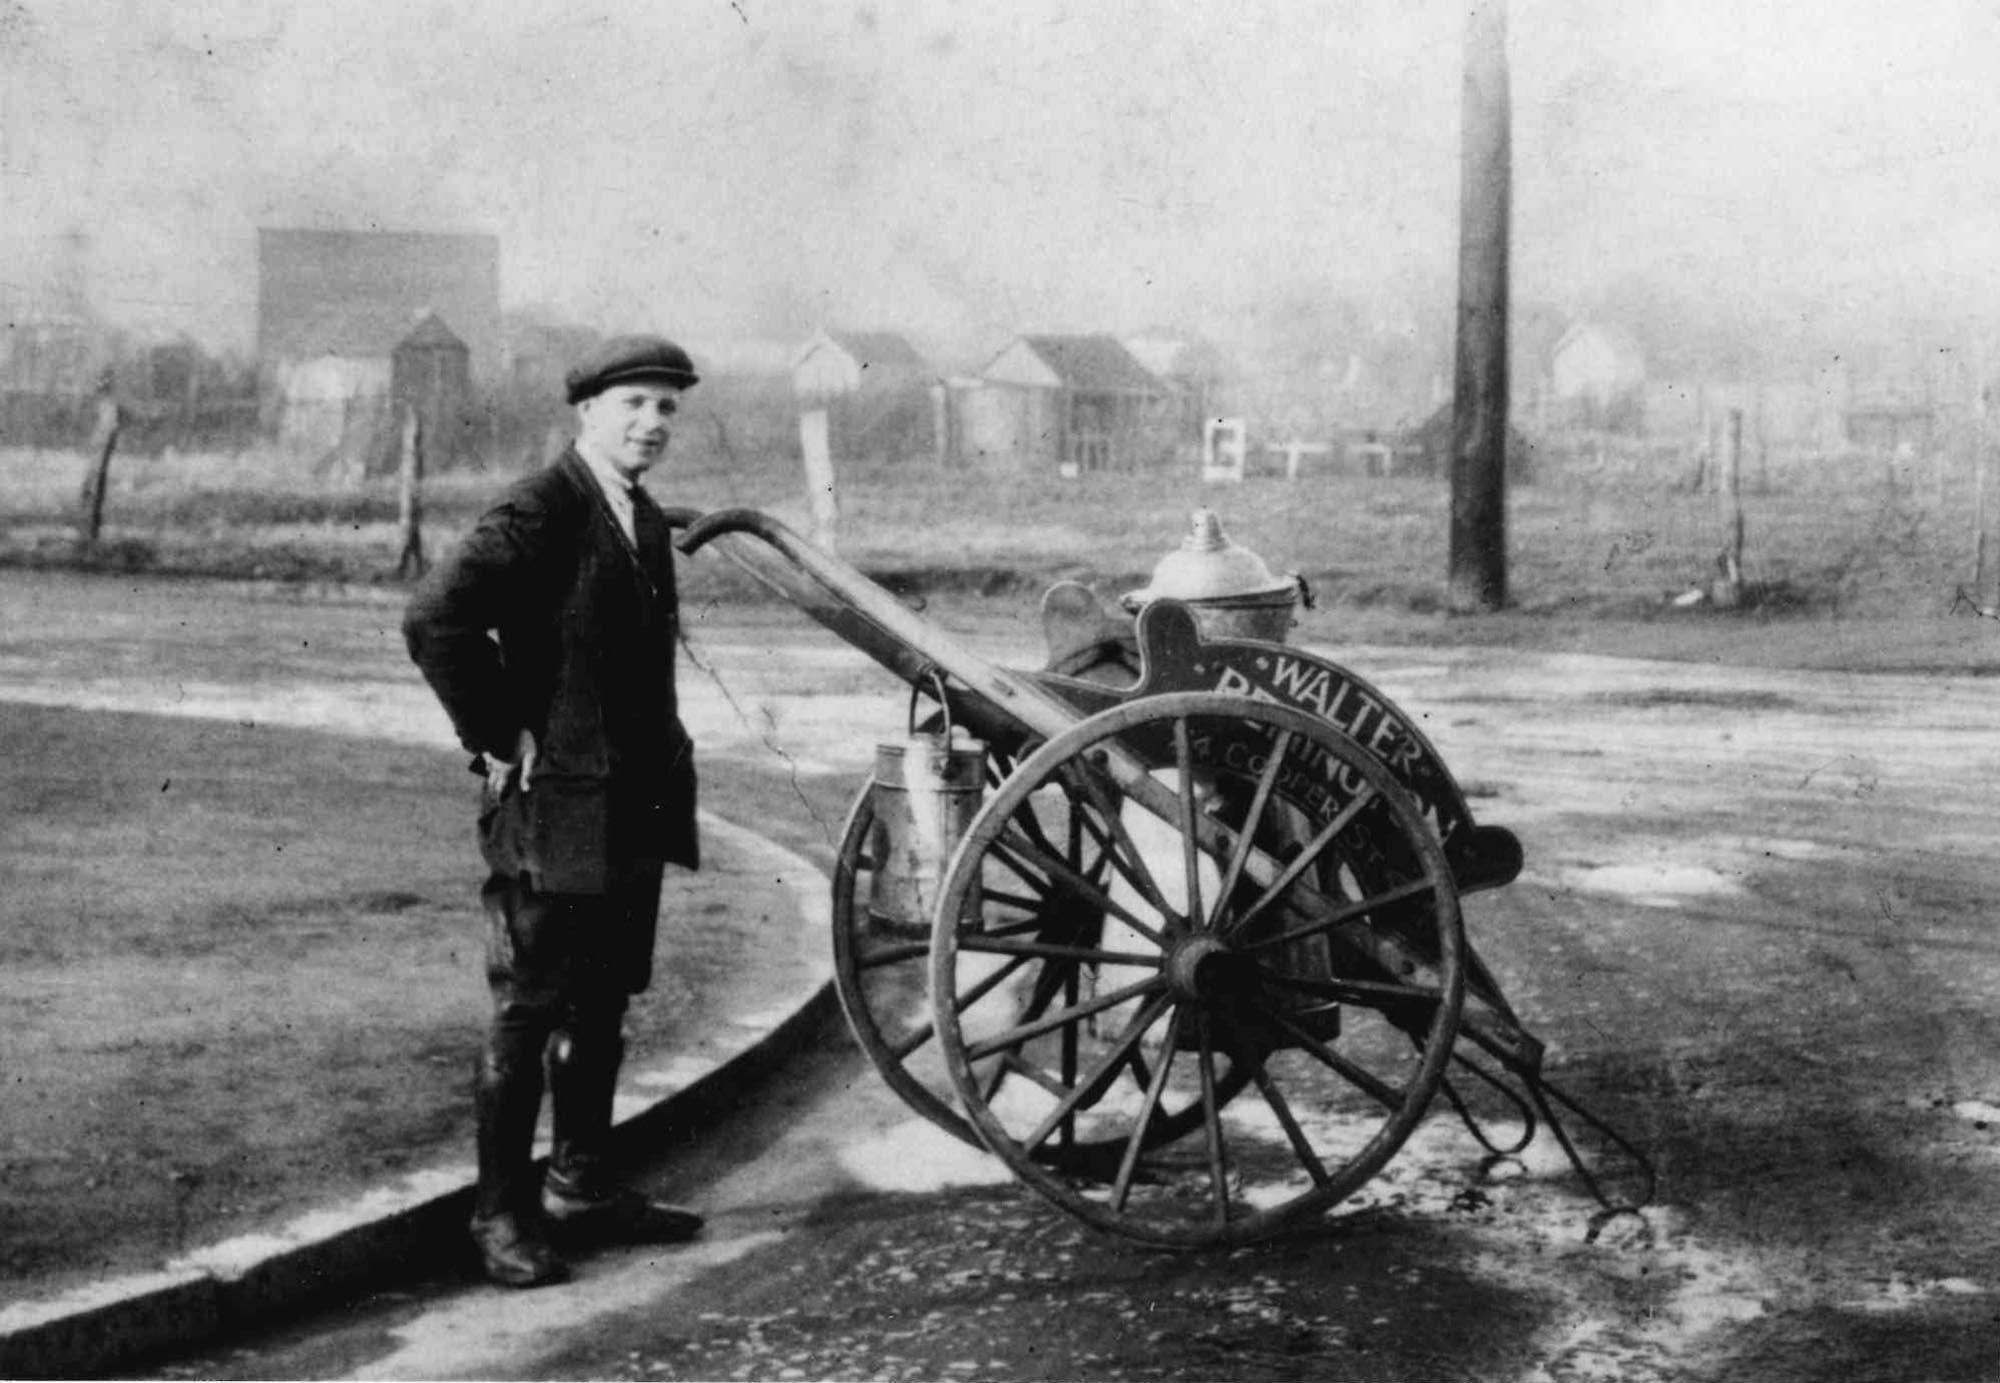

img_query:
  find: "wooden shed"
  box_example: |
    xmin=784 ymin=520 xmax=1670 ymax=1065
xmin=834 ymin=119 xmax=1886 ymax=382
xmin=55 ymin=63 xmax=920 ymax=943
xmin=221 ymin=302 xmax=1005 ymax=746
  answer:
xmin=793 ymin=329 xmax=937 ymax=465
xmin=384 ymin=312 xmax=473 ymax=474
xmin=965 ymin=334 xmax=1172 ymax=474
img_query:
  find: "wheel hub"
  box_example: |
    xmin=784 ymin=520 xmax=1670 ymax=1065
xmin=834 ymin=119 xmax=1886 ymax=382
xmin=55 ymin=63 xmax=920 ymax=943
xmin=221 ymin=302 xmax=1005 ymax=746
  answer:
xmin=1164 ymin=933 xmax=1242 ymax=1001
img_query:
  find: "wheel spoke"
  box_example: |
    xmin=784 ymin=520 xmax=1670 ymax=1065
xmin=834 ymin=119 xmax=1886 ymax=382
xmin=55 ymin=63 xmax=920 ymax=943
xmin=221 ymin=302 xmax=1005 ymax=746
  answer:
xmin=939 ymin=949 xmax=1037 ymax=1020
xmin=1252 ymin=964 xmax=1447 ymax=1013
xmin=956 ymin=934 xmax=1165 ymax=968
xmin=885 ymin=1017 xmax=937 ymax=1061
xmin=963 ymin=975 xmax=1164 ymax=1062
xmin=1250 ymin=1062 xmax=1331 ymax=1189
xmin=1221 ymin=786 xmax=1379 ymax=940
xmin=1111 ymin=1006 xmax=1186 ymax=1211
xmin=975 ymin=958 xmax=1074 ymax=1099
xmin=1208 ymin=727 xmax=1293 ymax=931
xmin=1266 ymin=1010 xmax=1409 ymax=1112
xmin=1196 ymin=1010 xmax=1231 ymax=1227
xmin=982 ymin=887 xmax=1051 ymax=915
xmin=1020 ymin=991 xmax=1175 ymax=1154
xmin=1172 ymin=717 xmax=1206 ymax=933
xmin=1057 ymin=759 xmax=1180 ymax=922
xmin=991 ymin=1049 xmax=1068 ymax=1100
xmin=993 ymin=826 xmax=1172 ymax=949
xmin=888 ymin=946 xmax=1034 ymax=1061
xmin=1059 ymin=966 xmax=1081 ymax=1151
xmin=1003 ymin=780 xmax=1064 ymax=859
xmin=983 ymin=912 xmax=1060 ymax=940
xmin=1236 ymin=877 xmax=1438 ymax=957
xmin=856 ymin=939 xmax=928 ymax=971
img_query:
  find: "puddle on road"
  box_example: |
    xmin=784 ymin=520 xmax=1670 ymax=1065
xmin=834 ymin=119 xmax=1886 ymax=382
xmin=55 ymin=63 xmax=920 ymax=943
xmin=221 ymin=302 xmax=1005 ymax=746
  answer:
xmin=1553 ymin=833 xmax=1833 ymax=909
xmin=1841 ymin=1275 xmax=1985 ymax=1314
xmin=837 ymin=1119 xmax=1012 ymax=1194
xmin=1562 ymin=862 xmax=1744 ymax=908
xmin=1516 ymin=1242 xmax=1772 ymax=1382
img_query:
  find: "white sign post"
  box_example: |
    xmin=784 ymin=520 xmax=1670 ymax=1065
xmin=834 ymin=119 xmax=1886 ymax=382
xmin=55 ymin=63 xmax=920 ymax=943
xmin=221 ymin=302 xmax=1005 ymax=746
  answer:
xmin=1202 ymin=416 xmax=1246 ymax=483
xmin=797 ymin=405 xmax=840 ymax=550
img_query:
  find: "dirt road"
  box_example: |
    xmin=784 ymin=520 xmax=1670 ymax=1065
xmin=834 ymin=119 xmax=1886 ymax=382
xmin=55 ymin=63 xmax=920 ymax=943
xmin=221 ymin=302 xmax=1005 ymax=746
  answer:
xmin=10 ymin=572 xmax=2000 ymax=1380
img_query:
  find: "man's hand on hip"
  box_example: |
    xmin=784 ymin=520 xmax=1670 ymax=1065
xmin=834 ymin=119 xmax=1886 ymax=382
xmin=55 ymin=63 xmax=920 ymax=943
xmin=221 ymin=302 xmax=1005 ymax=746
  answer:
xmin=487 ymin=728 xmax=539 ymax=795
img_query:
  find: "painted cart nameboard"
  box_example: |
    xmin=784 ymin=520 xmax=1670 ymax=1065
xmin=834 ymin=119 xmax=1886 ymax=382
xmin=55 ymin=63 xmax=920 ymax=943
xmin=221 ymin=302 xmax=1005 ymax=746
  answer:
xmin=1025 ymin=600 xmax=1520 ymax=892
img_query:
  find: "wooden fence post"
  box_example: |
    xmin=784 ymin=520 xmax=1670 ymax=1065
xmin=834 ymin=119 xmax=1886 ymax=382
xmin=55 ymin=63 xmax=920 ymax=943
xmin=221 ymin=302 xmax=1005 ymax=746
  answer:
xmin=1713 ymin=407 xmax=1745 ymax=607
xmin=1975 ymin=387 xmax=1993 ymax=607
xmin=396 ymin=403 xmax=427 ymax=579
xmin=930 ymin=380 xmax=952 ymax=469
xmin=798 ymin=404 xmax=839 ymax=551
xmin=79 ymin=390 xmax=122 ymax=546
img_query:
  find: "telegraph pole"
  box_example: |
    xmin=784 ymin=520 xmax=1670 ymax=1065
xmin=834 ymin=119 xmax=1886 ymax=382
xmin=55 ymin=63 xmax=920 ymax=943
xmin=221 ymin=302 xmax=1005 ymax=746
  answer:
xmin=1448 ymin=0 xmax=1512 ymax=612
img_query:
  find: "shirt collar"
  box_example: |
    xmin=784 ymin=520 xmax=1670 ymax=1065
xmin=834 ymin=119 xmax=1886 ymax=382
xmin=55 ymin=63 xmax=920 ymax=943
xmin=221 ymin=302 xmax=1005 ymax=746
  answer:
xmin=574 ymin=437 xmax=638 ymax=499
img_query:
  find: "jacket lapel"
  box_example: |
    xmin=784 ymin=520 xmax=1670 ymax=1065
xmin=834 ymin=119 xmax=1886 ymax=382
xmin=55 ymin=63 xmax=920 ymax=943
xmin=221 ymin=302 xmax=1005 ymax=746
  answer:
xmin=557 ymin=447 xmax=666 ymax=611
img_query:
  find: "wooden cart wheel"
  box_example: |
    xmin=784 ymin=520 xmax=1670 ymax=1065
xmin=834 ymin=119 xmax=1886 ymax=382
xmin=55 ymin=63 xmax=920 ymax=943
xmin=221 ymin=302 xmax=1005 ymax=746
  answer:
xmin=831 ymin=775 xmax=982 ymax=1144
xmin=929 ymin=693 xmax=1466 ymax=1247
xmin=833 ymin=739 xmax=1250 ymax=1150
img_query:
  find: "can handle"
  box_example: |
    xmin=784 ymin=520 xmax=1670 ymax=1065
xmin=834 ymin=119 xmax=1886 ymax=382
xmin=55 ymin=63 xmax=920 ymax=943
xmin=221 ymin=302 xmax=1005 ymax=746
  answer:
xmin=907 ymin=667 xmax=954 ymax=742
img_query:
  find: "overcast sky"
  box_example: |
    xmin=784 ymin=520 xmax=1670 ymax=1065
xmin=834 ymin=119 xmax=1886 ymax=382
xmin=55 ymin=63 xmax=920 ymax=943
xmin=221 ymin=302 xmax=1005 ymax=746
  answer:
xmin=3 ymin=0 xmax=1996 ymax=363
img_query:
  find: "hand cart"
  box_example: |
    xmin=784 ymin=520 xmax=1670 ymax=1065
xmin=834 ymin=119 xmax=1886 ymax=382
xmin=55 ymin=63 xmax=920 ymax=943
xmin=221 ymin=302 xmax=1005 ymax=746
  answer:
xmin=677 ymin=508 xmax=1654 ymax=1248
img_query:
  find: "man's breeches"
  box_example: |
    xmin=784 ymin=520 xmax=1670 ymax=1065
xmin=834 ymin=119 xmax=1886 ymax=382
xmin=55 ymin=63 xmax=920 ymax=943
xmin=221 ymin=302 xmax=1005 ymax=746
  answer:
xmin=480 ymin=856 xmax=668 ymax=1061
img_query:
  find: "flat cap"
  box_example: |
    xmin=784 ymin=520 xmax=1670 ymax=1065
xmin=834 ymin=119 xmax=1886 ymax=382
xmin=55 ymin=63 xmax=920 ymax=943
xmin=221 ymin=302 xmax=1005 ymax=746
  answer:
xmin=565 ymin=334 xmax=700 ymax=403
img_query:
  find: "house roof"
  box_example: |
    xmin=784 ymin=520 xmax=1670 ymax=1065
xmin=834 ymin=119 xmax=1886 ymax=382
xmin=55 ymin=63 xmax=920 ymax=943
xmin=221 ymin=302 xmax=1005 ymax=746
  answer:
xmin=821 ymin=330 xmax=929 ymax=371
xmin=1551 ymin=321 xmax=1645 ymax=369
xmin=996 ymin=335 xmax=1164 ymax=393
xmin=396 ymin=310 xmax=467 ymax=353
xmin=1123 ymin=333 xmax=1231 ymax=383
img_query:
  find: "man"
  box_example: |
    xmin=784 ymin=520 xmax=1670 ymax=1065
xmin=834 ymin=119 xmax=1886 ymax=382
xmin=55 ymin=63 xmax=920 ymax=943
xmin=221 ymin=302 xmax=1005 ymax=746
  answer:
xmin=403 ymin=335 xmax=705 ymax=1288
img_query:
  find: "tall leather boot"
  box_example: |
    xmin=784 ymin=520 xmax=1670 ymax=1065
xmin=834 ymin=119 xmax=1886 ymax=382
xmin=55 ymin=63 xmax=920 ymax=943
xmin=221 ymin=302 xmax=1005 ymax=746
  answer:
xmin=470 ymin=1040 xmax=567 ymax=1287
xmin=543 ymin=1026 xmax=704 ymax=1244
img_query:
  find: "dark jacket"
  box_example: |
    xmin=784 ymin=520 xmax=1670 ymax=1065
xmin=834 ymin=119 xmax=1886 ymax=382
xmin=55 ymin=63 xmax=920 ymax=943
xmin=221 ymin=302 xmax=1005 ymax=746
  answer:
xmin=403 ymin=448 xmax=698 ymax=892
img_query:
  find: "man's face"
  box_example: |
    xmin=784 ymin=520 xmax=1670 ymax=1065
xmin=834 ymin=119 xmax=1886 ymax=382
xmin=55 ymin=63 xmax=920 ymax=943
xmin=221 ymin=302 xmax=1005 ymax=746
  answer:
xmin=576 ymin=381 xmax=682 ymax=478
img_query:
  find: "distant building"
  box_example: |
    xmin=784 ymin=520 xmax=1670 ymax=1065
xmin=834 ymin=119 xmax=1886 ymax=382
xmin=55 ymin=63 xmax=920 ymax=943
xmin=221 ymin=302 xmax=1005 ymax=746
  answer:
xmin=792 ymin=329 xmax=937 ymax=465
xmin=257 ymin=227 xmax=499 ymax=464
xmin=1123 ymin=333 xmax=1234 ymax=453
xmin=1844 ymin=398 xmax=1937 ymax=455
xmin=957 ymin=334 xmax=1172 ymax=473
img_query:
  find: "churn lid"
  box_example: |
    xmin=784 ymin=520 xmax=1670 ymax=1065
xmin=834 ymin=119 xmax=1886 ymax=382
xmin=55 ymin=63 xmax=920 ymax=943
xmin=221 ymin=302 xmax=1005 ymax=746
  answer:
xmin=1124 ymin=510 xmax=1297 ymax=607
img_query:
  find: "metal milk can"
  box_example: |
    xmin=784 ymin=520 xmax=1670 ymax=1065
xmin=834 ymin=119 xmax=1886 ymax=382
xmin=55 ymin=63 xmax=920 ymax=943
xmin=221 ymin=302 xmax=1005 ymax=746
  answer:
xmin=867 ymin=681 xmax=988 ymax=935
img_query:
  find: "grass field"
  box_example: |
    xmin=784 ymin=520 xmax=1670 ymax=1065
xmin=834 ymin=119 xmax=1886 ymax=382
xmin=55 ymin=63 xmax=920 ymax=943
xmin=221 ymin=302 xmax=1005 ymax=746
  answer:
xmin=2 ymin=424 xmax=1990 ymax=639
xmin=0 ymin=680 xmax=850 ymax=1298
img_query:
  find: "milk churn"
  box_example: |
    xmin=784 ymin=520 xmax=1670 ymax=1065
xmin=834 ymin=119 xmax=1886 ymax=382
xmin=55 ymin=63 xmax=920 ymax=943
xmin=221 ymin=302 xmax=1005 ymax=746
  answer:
xmin=867 ymin=678 xmax=988 ymax=936
xmin=1121 ymin=509 xmax=1304 ymax=644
